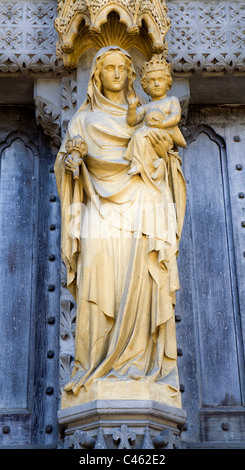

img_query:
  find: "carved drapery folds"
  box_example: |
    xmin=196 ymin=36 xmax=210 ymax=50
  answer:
xmin=54 ymin=0 xmax=171 ymax=69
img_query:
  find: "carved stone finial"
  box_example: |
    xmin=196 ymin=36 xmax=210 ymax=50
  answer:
xmin=54 ymin=0 xmax=171 ymax=69
xmin=141 ymin=427 xmax=154 ymax=449
xmin=94 ymin=428 xmax=107 ymax=449
xmin=113 ymin=425 xmax=136 ymax=449
xmin=65 ymin=430 xmax=95 ymax=449
xmin=153 ymin=429 xmax=181 ymax=449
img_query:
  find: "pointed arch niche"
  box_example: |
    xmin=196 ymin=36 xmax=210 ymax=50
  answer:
xmin=55 ymin=1 xmax=171 ymax=70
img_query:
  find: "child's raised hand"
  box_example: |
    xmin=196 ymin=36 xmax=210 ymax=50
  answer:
xmin=127 ymin=91 xmax=139 ymax=107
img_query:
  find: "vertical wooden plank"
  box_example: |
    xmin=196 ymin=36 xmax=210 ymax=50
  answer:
xmin=31 ymin=131 xmax=60 ymax=447
xmin=182 ymin=130 xmax=241 ymax=407
xmin=175 ymin=189 xmax=201 ymax=443
xmin=225 ymin=123 xmax=245 ymax=393
xmin=0 ymin=108 xmax=60 ymax=447
xmin=0 ymin=137 xmax=38 ymax=411
xmin=44 ymin=161 xmax=61 ymax=446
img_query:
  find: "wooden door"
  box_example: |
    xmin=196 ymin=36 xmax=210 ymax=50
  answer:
xmin=0 ymin=106 xmax=60 ymax=447
xmin=176 ymin=106 xmax=245 ymax=448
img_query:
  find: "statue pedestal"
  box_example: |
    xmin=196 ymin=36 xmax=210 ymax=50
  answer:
xmin=58 ymin=396 xmax=187 ymax=449
xmin=61 ymin=378 xmax=183 ymax=409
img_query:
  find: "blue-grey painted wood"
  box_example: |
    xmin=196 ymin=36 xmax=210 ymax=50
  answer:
xmin=175 ymin=193 xmax=201 ymax=442
xmin=0 ymin=136 xmax=38 ymax=410
xmin=31 ymin=130 xmax=60 ymax=447
xmin=31 ymin=145 xmax=61 ymax=446
xmin=0 ymin=106 xmax=60 ymax=447
xmin=178 ymin=114 xmax=245 ymax=447
xmin=182 ymin=130 xmax=241 ymax=407
xmin=224 ymin=122 xmax=245 ymax=403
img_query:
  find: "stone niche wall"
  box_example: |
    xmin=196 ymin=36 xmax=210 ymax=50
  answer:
xmin=0 ymin=0 xmax=245 ymax=449
xmin=0 ymin=1 xmax=245 ymax=76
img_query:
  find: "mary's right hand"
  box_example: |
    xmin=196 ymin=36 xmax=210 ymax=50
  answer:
xmin=64 ymin=154 xmax=83 ymax=175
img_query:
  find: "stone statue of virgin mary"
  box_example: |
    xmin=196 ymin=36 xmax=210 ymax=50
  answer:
xmin=55 ymin=46 xmax=186 ymax=408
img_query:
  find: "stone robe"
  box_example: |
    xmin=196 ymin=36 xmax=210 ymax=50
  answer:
xmin=54 ymin=47 xmax=186 ymax=399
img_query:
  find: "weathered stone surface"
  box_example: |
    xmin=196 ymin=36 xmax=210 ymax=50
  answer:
xmin=58 ymin=400 xmax=187 ymax=449
xmin=0 ymin=1 xmax=245 ymax=76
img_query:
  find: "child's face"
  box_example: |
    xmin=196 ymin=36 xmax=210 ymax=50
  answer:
xmin=145 ymin=70 xmax=168 ymax=99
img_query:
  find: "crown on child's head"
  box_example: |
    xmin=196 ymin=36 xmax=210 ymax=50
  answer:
xmin=140 ymin=55 xmax=171 ymax=79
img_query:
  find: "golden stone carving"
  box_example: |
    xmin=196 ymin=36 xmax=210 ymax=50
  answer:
xmin=54 ymin=46 xmax=186 ymax=409
xmin=65 ymin=136 xmax=88 ymax=180
xmin=125 ymin=55 xmax=186 ymax=179
xmin=55 ymin=0 xmax=171 ymax=69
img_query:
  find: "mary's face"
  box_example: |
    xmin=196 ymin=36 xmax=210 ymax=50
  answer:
xmin=100 ymin=52 xmax=127 ymax=94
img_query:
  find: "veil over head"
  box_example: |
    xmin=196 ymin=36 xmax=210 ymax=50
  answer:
xmin=77 ymin=46 xmax=137 ymax=115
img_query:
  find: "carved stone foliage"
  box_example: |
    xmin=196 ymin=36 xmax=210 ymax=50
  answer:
xmin=59 ymin=261 xmax=76 ymax=394
xmin=0 ymin=0 xmax=62 ymax=74
xmin=65 ymin=426 xmax=181 ymax=449
xmin=55 ymin=0 xmax=171 ymax=69
xmin=54 ymin=0 xmax=245 ymax=74
xmin=35 ymin=96 xmax=61 ymax=149
xmin=34 ymin=71 xmax=77 ymax=148
xmin=61 ymin=72 xmax=77 ymax=135
xmin=167 ymin=0 xmax=245 ymax=74
xmin=59 ymin=398 xmax=187 ymax=449
xmin=0 ymin=1 xmax=244 ymax=76
xmin=61 ymin=76 xmax=77 ymax=112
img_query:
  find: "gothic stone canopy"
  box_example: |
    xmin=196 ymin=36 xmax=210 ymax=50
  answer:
xmin=54 ymin=0 xmax=171 ymax=69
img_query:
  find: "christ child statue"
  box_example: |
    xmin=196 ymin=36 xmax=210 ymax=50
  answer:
xmin=125 ymin=56 xmax=186 ymax=177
